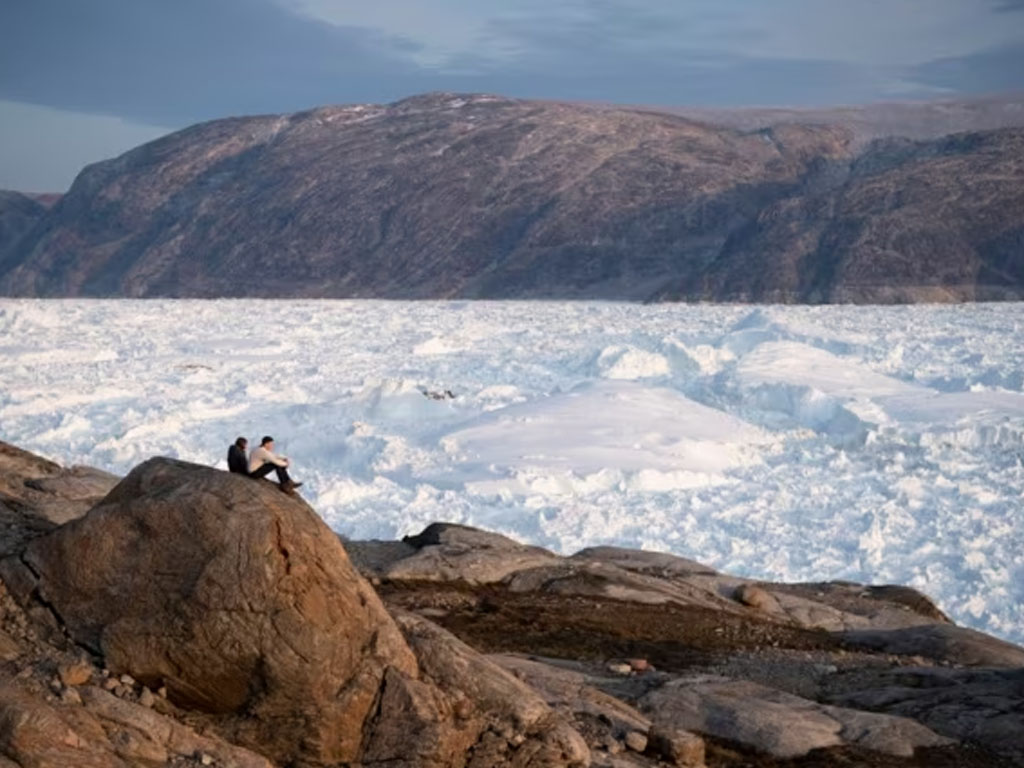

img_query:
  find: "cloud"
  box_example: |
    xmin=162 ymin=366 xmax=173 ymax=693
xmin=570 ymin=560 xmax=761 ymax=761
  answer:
xmin=917 ymin=41 xmax=1024 ymax=94
xmin=274 ymin=1 xmax=1024 ymax=105
xmin=279 ymin=0 xmax=530 ymax=68
xmin=913 ymin=43 xmax=1024 ymax=93
xmin=432 ymin=3 xmax=928 ymax=106
xmin=0 ymin=0 xmax=429 ymax=126
xmin=281 ymin=0 xmax=1024 ymax=73
xmin=0 ymin=0 xmax=1021 ymax=129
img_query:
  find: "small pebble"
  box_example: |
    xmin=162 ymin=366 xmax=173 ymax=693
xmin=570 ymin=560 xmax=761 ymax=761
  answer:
xmin=58 ymin=661 xmax=92 ymax=687
xmin=606 ymin=662 xmax=632 ymax=676
xmin=648 ymin=726 xmax=705 ymax=767
xmin=625 ymin=730 xmax=648 ymax=753
xmin=60 ymin=687 xmax=82 ymax=706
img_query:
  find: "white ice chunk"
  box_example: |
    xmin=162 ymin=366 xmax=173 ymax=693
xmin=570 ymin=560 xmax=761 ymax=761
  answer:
xmin=443 ymin=380 xmax=773 ymax=476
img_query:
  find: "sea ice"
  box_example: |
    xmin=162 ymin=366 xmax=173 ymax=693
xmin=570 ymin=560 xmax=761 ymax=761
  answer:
xmin=1 ymin=299 xmax=1022 ymax=645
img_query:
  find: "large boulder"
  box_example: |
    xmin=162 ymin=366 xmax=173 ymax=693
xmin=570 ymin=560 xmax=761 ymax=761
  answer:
xmin=486 ymin=654 xmax=709 ymax=766
xmin=570 ymin=546 xmax=716 ymax=577
xmin=489 ymin=654 xmax=654 ymax=737
xmin=0 ymin=442 xmax=61 ymax=495
xmin=0 ymin=440 xmax=118 ymax=526
xmin=371 ymin=523 xmax=951 ymax=635
xmin=503 ymin=560 xmax=735 ymax=612
xmin=12 ymin=458 xmax=418 ymax=766
xmin=4 ymin=458 xmax=592 ymax=768
xmin=841 ymin=624 xmax=1024 ymax=667
xmin=379 ymin=611 xmax=590 ymax=768
xmin=0 ymin=683 xmax=274 ymax=768
xmin=383 ymin=522 xmax=560 ymax=584
xmin=22 ymin=465 xmax=120 ymax=524
xmin=641 ymin=675 xmax=953 ymax=759
xmin=830 ymin=666 xmax=1024 ymax=759
xmin=0 ymin=495 xmax=54 ymax=560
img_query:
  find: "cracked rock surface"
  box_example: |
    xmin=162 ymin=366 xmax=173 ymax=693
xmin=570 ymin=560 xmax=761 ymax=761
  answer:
xmin=0 ymin=441 xmax=1021 ymax=767
xmin=0 ymin=453 xmax=589 ymax=767
xmin=13 ymin=457 xmax=418 ymax=765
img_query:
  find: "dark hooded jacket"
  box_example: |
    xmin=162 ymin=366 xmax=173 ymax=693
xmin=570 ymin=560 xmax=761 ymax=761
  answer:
xmin=227 ymin=444 xmax=249 ymax=475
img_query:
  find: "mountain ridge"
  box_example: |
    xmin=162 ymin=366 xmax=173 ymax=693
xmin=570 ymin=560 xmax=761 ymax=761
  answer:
xmin=2 ymin=92 xmax=1022 ymax=302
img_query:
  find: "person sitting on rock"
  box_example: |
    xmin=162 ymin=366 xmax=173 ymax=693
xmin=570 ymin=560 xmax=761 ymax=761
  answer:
xmin=248 ymin=435 xmax=302 ymax=492
xmin=227 ymin=437 xmax=249 ymax=475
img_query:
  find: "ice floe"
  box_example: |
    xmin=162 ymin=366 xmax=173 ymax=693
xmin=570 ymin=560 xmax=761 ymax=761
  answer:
xmin=1 ymin=299 xmax=1022 ymax=644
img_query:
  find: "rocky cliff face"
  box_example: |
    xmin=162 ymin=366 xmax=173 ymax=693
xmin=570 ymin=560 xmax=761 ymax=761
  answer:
xmin=0 ymin=448 xmax=588 ymax=768
xmin=1 ymin=441 xmax=1023 ymax=767
xmin=656 ymin=129 xmax=1024 ymax=302
xmin=3 ymin=93 xmax=1021 ymax=302
xmin=0 ymin=191 xmax=47 ymax=271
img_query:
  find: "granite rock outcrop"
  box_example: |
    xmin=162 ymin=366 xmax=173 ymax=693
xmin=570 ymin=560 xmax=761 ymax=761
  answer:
xmin=0 ymin=443 xmax=1021 ymax=766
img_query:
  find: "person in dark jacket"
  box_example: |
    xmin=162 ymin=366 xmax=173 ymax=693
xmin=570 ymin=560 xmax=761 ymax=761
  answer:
xmin=227 ymin=437 xmax=249 ymax=475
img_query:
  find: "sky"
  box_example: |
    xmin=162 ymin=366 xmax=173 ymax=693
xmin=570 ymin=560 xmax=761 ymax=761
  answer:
xmin=1 ymin=0 xmax=1023 ymax=191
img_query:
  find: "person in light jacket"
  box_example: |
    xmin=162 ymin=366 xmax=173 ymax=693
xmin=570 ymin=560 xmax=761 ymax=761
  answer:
xmin=248 ymin=436 xmax=302 ymax=492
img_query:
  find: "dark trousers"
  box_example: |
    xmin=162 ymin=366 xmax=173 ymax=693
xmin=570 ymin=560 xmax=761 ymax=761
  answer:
xmin=249 ymin=463 xmax=292 ymax=485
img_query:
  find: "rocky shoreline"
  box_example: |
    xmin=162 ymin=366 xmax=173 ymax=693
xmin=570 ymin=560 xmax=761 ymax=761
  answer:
xmin=0 ymin=440 xmax=1021 ymax=767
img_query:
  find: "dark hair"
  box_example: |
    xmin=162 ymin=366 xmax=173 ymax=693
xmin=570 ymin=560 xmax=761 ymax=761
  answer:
xmin=234 ymin=437 xmax=247 ymax=448
xmin=261 ymin=436 xmax=274 ymax=446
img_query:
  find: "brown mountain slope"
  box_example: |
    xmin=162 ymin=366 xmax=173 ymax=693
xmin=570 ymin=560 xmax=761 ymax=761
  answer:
xmin=655 ymin=129 xmax=1024 ymax=302
xmin=1 ymin=93 xmax=1022 ymax=302
xmin=0 ymin=191 xmax=47 ymax=268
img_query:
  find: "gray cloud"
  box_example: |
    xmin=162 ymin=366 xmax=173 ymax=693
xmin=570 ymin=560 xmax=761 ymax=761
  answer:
xmin=437 ymin=3 xmax=919 ymax=107
xmin=914 ymin=43 xmax=1024 ymax=93
xmin=4 ymin=0 xmax=1021 ymax=128
xmin=0 ymin=0 xmax=432 ymax=126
